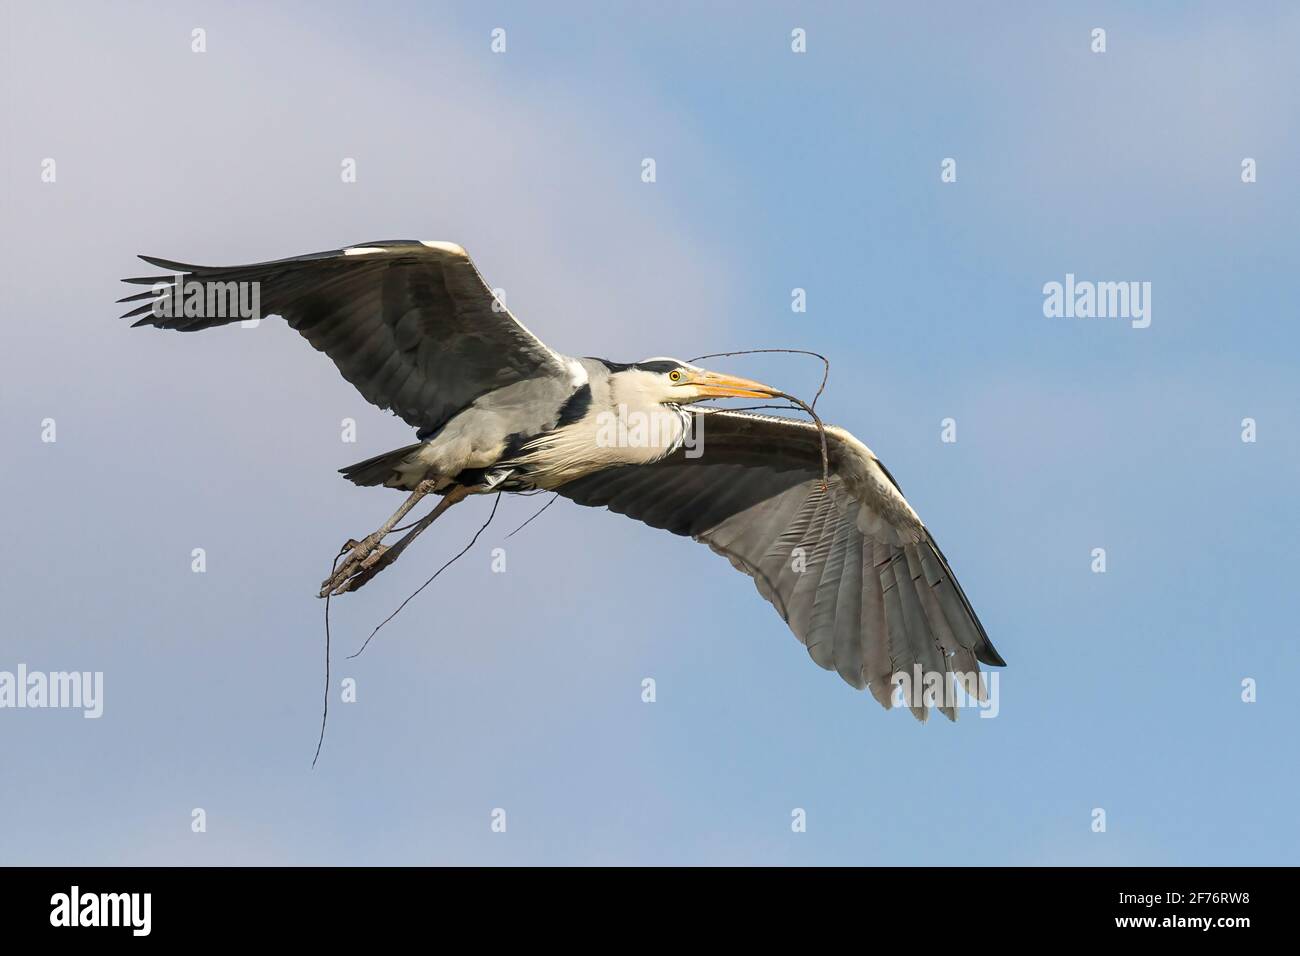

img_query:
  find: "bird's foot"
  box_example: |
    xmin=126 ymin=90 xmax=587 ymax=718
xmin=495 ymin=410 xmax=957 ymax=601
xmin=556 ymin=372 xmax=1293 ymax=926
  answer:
xmin=323 ymin=542 xmax=404 ymax=597
xmin=316 ymin=482 xmax=467 ymax=598
xmin=320 ymin=533 xmax=387 ymax=597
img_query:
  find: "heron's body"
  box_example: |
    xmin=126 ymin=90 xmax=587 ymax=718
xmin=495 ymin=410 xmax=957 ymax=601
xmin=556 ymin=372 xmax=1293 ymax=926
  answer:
xmin=121 ymin=240 xmax=1003 ymax=720
xmin=353 ymin=357 xmax=696 ymax=492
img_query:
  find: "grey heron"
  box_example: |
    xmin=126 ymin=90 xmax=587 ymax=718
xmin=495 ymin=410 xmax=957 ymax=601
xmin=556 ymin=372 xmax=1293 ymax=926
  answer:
xmin=120 ymin=240 xmax=1004 ymax=719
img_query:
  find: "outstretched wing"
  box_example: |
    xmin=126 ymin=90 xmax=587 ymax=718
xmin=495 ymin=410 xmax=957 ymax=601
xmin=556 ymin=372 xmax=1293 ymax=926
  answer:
xmin=555 ymin=408 xmax=1004 ymax=720
xmin=119 ymin=241 xmax=570 ymax=433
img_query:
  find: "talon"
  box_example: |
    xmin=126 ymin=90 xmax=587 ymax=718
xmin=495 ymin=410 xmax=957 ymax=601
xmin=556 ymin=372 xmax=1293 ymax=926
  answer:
xmin=352 ymin=531 xmax=383 ymax=554
xmin=322 ymin=531 xmax=388 ymax=590
xmin=315 ymin=482 xmax=463 ymax=598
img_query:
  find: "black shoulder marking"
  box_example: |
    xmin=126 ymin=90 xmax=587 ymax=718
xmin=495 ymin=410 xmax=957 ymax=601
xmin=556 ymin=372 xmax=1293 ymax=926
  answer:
xmin=499 ymin=431 xmax=532 ymax=460
xmin=450 ymin=466 xmax=485 ymax=485
xmin=556 ymin=384 xmax=592 ymax=427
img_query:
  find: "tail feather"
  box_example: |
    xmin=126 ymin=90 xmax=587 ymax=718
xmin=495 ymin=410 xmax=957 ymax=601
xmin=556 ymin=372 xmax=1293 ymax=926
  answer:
xmin=339 ymin=443 xmax=424 ymax=487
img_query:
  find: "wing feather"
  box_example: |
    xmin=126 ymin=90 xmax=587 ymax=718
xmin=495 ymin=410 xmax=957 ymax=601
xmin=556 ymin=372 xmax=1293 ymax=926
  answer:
xmin=790 ymin=491 xmax=843 ymax=640
xmin=807 ymin=497 xmax=854 ymax=670
xmin=120 ymin=241 xmax=568 ymax=433
xmin=828 ymin=508 xmax=867 ymax=688
xmin=859 ymin=543 xmax=894 ymax=708
xmin=555 ymin=408 xmax=1004 ymax=711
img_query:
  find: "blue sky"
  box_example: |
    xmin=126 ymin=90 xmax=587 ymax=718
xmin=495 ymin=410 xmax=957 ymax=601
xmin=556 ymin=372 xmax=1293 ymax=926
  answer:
xmin=2 ymin=1 xmax=1297 ymax=864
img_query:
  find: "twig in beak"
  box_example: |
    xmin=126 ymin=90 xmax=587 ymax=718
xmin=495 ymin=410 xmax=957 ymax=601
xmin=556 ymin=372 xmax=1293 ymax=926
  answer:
xmin=687 ymin=348 xmax=830 ymax=410
xmin=773 ymin=391 xmax=831 ymax=491
xmin=686 ymin=348 xmax=833 ymax=491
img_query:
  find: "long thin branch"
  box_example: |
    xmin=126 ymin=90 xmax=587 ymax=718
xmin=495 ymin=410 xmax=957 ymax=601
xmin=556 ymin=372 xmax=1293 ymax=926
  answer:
xmin=347 ymin=493 xmax=503 ymax=660
xmin=506 ymin=493 xmax=559 ymax=539
xmin=773 ymin=390 xmax=830 ymax=491
xmin=687 ymin=347 xmax=832 ymax=488
xmin=687 ymin=347 xmax=830 ymax=408
xmin=313 ymin=543 xmax=350 ymax=768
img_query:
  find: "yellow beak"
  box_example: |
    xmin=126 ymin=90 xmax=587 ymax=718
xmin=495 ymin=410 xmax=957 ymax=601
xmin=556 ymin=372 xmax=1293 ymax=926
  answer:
xmin=690 ymin=370 xmax=782 ymax=399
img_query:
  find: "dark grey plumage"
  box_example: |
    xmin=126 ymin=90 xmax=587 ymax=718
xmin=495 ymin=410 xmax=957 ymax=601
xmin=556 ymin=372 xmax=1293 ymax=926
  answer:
xmin=121 ymin=240 xmax=570 ymax=438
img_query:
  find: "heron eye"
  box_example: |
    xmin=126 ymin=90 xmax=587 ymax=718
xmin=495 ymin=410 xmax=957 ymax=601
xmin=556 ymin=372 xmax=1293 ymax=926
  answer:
xmin=669 ymin=369 xmax=682 ymax=383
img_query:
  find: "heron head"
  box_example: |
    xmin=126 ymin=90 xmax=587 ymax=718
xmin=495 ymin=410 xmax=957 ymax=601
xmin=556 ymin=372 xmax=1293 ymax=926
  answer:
xmin=633 ymin=357 xmax=781 ymax=405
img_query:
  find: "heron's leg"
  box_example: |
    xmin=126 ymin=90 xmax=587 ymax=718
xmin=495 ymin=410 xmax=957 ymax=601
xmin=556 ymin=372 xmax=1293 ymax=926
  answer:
xmin=320 ymin=484 xmax=472 ymax=597
xmin=319 ymin=479 xmax=439 ymax=596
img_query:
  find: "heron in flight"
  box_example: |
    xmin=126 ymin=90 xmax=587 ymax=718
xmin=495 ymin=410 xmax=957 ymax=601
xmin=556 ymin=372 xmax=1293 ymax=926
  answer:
xmin=120 ymin=240 xmax=1003 ymax=719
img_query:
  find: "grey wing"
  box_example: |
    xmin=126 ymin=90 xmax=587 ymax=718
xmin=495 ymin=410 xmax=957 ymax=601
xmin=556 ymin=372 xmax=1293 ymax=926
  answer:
xmin=555 ymin=409 xmax=1004 ymax=720
xmin=119 ymin=240 xmax=570 ymax=433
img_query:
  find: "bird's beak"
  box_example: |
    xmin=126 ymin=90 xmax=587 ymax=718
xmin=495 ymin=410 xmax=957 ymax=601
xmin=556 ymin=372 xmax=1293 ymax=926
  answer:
xmin=690 ymin=370 xmax=782 ymax=399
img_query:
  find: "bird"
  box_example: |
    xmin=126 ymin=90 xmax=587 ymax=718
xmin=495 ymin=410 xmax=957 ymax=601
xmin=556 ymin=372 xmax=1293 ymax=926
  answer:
xmin=119 ymin=240 xmax=1004 ymax=719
